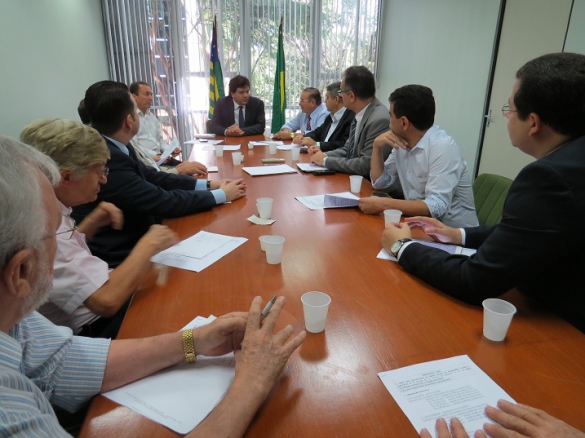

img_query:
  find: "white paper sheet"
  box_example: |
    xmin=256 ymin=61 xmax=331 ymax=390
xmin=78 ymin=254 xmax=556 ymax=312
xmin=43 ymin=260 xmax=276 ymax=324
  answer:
xmin=161 ymin=231 xmax=234 ymax=259
xmin=156 ymin=138 xmax=179 ymax=164
xmin=202 ymin=144 xmax=240 ymax=151
xmin=297 ymin=162 xmax=328 ymax=172
xmin=296 ymin=192 xmax=360 ymax=210
xmin=277 ymin=145 xmax=294 ymax=150
xmin=242 ymin=164 xmax=297 ymax=176
xmin=378 ymin=355 xmax=515 ymax=437
xmin=186 ymin=139 xmax=223 ymax=146
xmin=103 ymin=316 xmax=236 ymax=435
xmin=377 ymin=240 xmax=477 ymax=262
xmin=151 ymin=231 xmax=247 ymax=272
xmin=188 ymin=133 xmax=216 ymax=140
xmin=207 ymin=166 xmax=219 ymax=172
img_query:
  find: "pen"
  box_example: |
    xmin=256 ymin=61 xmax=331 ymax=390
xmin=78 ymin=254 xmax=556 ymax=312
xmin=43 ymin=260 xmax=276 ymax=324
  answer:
xmin=261 ymin=296 xmax=278 ymax=320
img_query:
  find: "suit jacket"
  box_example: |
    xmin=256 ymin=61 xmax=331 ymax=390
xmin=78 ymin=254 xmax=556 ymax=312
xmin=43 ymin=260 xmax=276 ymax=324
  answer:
xmin=399 ymin=135 xmax=585 ymax=332
xmin=209 ymin=96 xmax=265 ymax=136
xmin=304 ymin=108 xmax=355 ymax=152
xmin=324 ymin=98 xmax=391 ymax=177
xmin=72 ymin=138 xmax=216 ymax=267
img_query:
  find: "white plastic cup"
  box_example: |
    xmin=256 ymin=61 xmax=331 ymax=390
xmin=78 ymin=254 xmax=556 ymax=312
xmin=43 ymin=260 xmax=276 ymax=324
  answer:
xmin=232 ymin=152 xmax=243 ymax=165
xmin=264 ymin=126 xmax=272 ymax=138
xmin=349 ymin=175 xmax=363 ymax=193
xmin=291 ymin=147 xmax=301 ymax=161
xmin=384 ymin=209 xmax=403 ymax=226
xmin=215 ymin=145 xmax=224 ymax=157
xmin=482 ymin=298 xmax=517 ymax=341
xmin=248 ymin=142 xmax=254 ymax=150
xmin=256 ymin=197 xmax=273 ymax=219
xmin=269 ymin=143 xmax=278 ymax=155
xmin=263 ymin=235 xmax=285 ymax=264
xmin=301 ymin=291 xmax=331 ymax=333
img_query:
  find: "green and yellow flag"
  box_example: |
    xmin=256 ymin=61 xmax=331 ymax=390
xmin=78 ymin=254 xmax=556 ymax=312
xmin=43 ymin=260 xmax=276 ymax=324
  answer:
xmin=208 ymin=16 xmax=225 ymax=120
xmin=271 ymin=16 xmax=286 ymax=133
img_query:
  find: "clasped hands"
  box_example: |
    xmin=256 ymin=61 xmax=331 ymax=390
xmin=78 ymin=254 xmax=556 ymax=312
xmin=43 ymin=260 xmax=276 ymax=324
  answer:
xmin=225 ymin=124 xmax=245 ymax=137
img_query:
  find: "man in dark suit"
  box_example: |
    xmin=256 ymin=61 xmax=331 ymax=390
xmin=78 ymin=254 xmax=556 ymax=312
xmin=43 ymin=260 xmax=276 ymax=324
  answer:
xmin=309 ymin=66 xmax=390 ymax=177
xmin=209 ymin=75 xmax=265 ymax=136
xmin=73 ymin=81 xmax=246 ymax=267
xmin=294 ymin=81 xmax=355 ymax=153
xmin=382 ymin=53 xmax=585 ymax=333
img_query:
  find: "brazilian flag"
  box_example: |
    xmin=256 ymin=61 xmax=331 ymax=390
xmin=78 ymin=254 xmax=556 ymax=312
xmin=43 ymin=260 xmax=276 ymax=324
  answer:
xmin=271 ymin=16 xmax=286 ymax=133
xmin=208 ymin=16 xmax=225 ymax=120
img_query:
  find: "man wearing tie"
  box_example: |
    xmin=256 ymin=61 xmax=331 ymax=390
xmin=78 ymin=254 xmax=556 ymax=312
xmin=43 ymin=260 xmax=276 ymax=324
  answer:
xmin=309 ymin=66 xmax=390 ymax=178
xmin=209 ymin=75 xmax=266 ymax=136
xmin=272 ymin=87 xmax=328 ymax=140
xmin=294 ymin=81 xmax=355 ymax=152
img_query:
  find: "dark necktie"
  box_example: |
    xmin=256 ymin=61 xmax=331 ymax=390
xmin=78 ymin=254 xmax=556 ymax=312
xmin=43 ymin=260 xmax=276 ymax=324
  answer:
xmin=347 ymin=119 xmax=357 ymax=158
xmin=238 ymin=106 xmax=245 ymax=128
xmin=306 ymin=115 xmax=311 ymax=131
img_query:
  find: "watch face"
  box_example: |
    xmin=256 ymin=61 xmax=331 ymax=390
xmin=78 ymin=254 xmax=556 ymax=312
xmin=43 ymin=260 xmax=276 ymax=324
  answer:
xmin=391 ymin=240 xmax=402 ymax=256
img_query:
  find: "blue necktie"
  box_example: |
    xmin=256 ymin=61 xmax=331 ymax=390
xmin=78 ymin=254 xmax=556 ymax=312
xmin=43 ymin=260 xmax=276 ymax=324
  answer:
xmin=238 ymin=106 xmax=245 ymax=128
xmin=347 ymin=119 xmax=357 ymax=158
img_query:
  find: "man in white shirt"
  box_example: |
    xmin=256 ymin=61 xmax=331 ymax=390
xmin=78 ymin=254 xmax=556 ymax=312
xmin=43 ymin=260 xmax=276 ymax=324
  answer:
xmin=272 ymin=87 xmax=328 ymax=140
xmin=359 ymin=84 xmax=478 ymax=228
xmin=295 ymin=81 xmax=355 ymax=153
xmin=130 ymin=81 xmax=181 ymax=164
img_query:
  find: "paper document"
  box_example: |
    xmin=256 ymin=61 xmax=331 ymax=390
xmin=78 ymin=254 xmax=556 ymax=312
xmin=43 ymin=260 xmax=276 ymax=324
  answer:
xmin=378 ymin=355 xmax=515 ymax=437
xmin=242 ymin=164 xmax=297 ymax=176
xmin=202 ymin=144 xmax=240 ymax=151
xmin=191 ymin=133 xmax=216 ymax=139
xmin=377 ymin=240 xmax=477 ymax=261
xmin=151 ymin=231 xmax=247 ymax=272
xmin=324 ymin=192 xmax=360 ymax=207
xmin=296 ymin=192 xmax=360 ymax=210
xmin=277 ymin=145 xmax=294 ymax=150
xmin=297 ymin=162 xmax=328 ymax=172
xmin=207 ymin=166 xmax=219 ymax=172
xmin=185 ymin=138 xmax=222 ymax=145
xmin=156 ymin=138 xmax=179 ymax=164
xmin=104 ymin=315 xmax=236 ymax=435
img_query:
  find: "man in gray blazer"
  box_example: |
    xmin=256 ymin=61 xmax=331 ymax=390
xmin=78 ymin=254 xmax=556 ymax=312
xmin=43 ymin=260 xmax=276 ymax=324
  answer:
xmin=309 ymin=66 xmax=390 ymax=177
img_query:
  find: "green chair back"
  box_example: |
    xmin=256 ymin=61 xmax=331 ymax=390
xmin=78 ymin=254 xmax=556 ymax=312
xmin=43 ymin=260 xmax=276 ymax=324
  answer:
xmin=473 ymin=173 xmax=513 ymax=226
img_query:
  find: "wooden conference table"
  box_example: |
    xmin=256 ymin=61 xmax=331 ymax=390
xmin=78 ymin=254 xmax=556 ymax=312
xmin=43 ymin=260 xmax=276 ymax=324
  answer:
xmin=80 ymin=135 xmax=585 ymax=437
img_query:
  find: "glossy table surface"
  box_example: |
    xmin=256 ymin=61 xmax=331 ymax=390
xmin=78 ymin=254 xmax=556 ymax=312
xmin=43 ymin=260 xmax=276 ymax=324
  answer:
xmin=80 ymin=135 xmax=585 ymax=437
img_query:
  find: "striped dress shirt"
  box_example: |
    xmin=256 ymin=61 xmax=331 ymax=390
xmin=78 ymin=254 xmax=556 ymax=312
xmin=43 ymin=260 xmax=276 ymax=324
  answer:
xmin=0 ymin=312 xmax=110 ymax=437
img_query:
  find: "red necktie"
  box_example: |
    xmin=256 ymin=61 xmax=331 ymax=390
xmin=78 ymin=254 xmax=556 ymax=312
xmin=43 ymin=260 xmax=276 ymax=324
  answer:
xmin=306 ymin=115 xmax=311 ymax=131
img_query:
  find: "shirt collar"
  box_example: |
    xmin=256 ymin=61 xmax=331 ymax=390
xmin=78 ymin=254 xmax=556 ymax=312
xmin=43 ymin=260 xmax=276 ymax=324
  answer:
xmin=330 ymin=107 xmax=346 ymax=123
xmin=103 ymin=135 xmax=130 ymax=155
xmin=409 ymin=125 xmax=438 ymax=152
xmin=354 ymin=102 xmax=372 ymax=126
xmin=1 ymin=325 xmax=23 ymax=371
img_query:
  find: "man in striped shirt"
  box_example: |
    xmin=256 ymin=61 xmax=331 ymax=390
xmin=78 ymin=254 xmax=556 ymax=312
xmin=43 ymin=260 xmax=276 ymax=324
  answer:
xmin=0 ymin=137 xmax=305 ymax=437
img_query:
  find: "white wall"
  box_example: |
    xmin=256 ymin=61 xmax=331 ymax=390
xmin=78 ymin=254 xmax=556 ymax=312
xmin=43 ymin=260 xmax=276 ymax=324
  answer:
xmin=565 ymin=0 xmax=585 ymax=54
xmin=0 ymin=0 xmax=109 ymax=140
xmin=376 ymin=0 xmax=501 ymax=175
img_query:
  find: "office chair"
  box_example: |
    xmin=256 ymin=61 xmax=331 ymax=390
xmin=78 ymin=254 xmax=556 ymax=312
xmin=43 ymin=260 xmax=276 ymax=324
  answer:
xmin=473 ymin=173 xmax=513 ymax=226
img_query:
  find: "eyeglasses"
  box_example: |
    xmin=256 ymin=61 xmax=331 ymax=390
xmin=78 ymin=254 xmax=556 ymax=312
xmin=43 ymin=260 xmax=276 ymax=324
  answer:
xmin=45 ymin=216 xmax=77 ymax=240
xmin=298 ymin=99 xmax=310 ymax=103
xmin=95 ymin=166 xmax=109 ymax=177
xmin=501 ymin=104 xmax=518 ymax=116
xmin=339 ymin=88 xmax=352 ymax=94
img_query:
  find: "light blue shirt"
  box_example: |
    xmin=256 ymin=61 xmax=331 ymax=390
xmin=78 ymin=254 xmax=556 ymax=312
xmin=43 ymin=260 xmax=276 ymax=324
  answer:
xmin=0 ymin=312 xmax=110 ymax=436
xmin=372 ymin=125 xmax=478 ymax=228
xmin=324 ymin=107 xmax=347 ymax=142
xmin=282 ymin=103 xmax=328 ymax=133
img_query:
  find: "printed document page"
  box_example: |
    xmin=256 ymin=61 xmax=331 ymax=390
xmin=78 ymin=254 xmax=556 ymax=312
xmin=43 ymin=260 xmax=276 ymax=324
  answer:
xmin=323 ymin=192 xmax=360 ymax=207
xmin=378 ymin=355 xmax=515 ymax=437
xmin=242 ymin=164 xmax=297 ymax=176
xmin=297 ymin=162 xmax=328 ymax=172
xmin=156 ymin=138 xmax=179 ymax=164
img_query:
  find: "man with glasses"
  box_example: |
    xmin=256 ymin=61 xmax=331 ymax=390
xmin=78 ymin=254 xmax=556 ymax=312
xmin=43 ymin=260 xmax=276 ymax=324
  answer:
xmin=21 ymin=119 xmax=179 ymax=338
xmin=309 ymin=66 xmax=390 ymax=177
xmin=382 ymin=53 xmax=585 ymax=333
xmin=209 ymin=75 xmax=266 ymax=136
xmin=272 ymin=87 xmax=328 ymax=140
xmin=358 ymin=84 xmax=478 ymax=228
xmin=294 ymin=81 xmax=355 ymax=153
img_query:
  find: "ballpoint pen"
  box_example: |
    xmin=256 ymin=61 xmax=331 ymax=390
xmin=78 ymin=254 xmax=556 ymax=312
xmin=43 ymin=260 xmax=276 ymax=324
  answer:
xmin=261 ymin=295 xmax=278 ymax=320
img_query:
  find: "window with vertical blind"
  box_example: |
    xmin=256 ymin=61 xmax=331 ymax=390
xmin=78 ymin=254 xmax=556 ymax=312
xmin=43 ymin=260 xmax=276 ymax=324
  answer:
xmin=101 ymin=0 xmax=381 ymax=142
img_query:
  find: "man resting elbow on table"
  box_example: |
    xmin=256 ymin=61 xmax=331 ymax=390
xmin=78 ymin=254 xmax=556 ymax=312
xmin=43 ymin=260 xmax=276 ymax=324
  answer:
xmin=359 ymin=85 xmax=478 ymax=229
xmin=0 ymin=138 xmax=306 ymax=437
xmin=381 ymin=53 xmax=585 ymax=334
xmin=21 ymin=118 xmax=179 ymax=338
